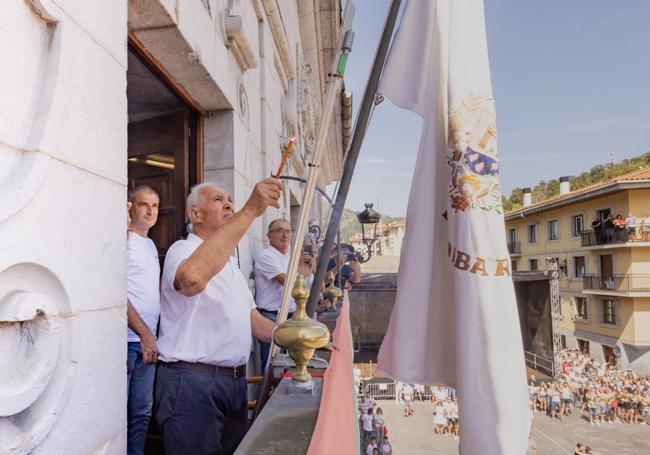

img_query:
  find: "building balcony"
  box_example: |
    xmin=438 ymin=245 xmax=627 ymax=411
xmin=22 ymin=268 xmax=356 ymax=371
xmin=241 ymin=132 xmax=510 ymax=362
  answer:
xmin=580 ymin=229 xmax=650 ymax=249
xmin=507 ymin=241 xmax=522 ymax=255
xmin=582 ymin=274 xmax=650 ymax=297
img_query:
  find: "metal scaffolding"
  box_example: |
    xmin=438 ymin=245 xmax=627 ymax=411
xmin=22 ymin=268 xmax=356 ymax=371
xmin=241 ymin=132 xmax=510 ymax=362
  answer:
xmin=546 ymin=257 xmax=562 ymax=379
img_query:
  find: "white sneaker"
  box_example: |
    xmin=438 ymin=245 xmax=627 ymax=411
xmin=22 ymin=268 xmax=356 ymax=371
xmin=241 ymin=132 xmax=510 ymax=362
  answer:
xmin=590 ymin=421 xmax=594 ymax=426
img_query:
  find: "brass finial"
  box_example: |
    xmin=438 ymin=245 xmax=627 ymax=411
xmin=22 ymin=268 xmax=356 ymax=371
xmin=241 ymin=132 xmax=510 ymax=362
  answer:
xmin=273 ymin=275 xmax=330 ymax=383
xmin=323 ymin=271 xmax=342 ymax=306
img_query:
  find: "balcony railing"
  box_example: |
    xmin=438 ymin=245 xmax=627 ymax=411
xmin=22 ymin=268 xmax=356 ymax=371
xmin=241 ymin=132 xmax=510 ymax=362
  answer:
xmin=507 ymin=241 xmax=521 ymax=254
xmin=580 ymin=229 xmax=648 ymax=247
xmin=583 ymin=274 xmax=650 ymax=293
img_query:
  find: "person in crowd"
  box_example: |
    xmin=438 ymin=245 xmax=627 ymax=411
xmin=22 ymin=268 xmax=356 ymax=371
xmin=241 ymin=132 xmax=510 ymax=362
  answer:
xmin=365 ymin=436 xmax=377 ymax=455
xmin=354 ymin=365 xmax=363 ymax=396
xmin=361 ymin=410 xmax=374 ymax=450
xmin=528 ymin=379 xmax=538 ymax=412
xmin=574 ymin=442 xmax=585 ymax=454
xmin=154 ymin=179 xmax=282 ymax=454
xmin=560 ymin=381 xmax=574 ymax=418
xmin=625 ymin=212 xmax=637 ymax=240
xmin=603 ymin=213 xmax=615 ymax=243
xmin=613 ymin=214 xmax=626 ymax=242
xmin=591 ymin=217 xmax=603 ymax=244
xmin=402 ymin=383 xmax=414 ymax=417
xmin=538 ymin=382 xmax=548 ymax=414
xmin=327 ymin=243 xmax=362 ymax=289
xmin=253 ymin=218 xmax=296 ymax=373
xmin=415 ymin=383 xmax=425 ymax=401
xmin=373 ymin=407 xmax=385 ymax=446
xmin=433 ymin=401 xmax=447 ymax=436
xmin=642 ymin=212 xmax=650 ymax=241
xmin=126 ymin=185 xmax=161 ymax=455
xmin=550 ymin=385 xmax=563 ymax=421
xmin=380 ymin=436 xmax=392 ymax=455
xmin=446 ymin=397 xmax=459 ymax=440
xmin=298 ymin=241 xmax=316 ymax=290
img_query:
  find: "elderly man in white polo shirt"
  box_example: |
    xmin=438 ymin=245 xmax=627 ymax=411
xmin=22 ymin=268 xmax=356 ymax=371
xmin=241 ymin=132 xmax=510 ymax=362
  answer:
xmin=254 ymin=218 xmax=297 ymax=372
xmin=155 ymin=178 xmax=281 ymax=455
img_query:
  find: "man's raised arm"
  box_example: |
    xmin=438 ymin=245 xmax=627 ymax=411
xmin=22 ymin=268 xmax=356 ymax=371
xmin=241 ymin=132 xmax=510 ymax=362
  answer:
xmin=175 ymin=178 xmax=282 ymax=296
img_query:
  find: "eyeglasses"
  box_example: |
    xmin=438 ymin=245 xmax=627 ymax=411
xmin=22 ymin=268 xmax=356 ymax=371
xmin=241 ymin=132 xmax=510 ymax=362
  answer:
xmin=270 ymin=228 xmax=292 ymax=235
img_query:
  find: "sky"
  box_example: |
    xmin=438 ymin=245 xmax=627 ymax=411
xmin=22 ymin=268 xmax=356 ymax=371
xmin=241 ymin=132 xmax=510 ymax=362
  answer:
xmin=342 ymin=0 xmax=650 ymax=217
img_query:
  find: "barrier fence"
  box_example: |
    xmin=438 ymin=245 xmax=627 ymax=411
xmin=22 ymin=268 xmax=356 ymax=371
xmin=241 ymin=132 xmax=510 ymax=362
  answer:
xmin=363 ymin=381 xmax=434 ymax=402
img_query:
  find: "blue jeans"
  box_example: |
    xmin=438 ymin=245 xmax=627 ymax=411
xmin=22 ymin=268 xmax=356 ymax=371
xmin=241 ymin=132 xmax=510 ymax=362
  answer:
xmin=258 ymin=309 xmax=292 ymax=374
xmin=127 ymin=342 xmax=155 ymax=455
xmin=155 ymin=363 xmax=248 ymax=454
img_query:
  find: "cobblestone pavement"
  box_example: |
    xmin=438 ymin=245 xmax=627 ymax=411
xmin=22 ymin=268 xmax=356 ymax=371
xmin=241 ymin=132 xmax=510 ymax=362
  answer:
xmin=377 ymin=401 xmax=650 ymax=454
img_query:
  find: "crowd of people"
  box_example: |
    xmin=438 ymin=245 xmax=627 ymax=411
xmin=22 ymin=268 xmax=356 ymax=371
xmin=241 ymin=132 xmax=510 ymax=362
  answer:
xmin=590 ymin=212 xmax=650 ymax=244
xmin=528 ymin=349 xmax=650 ymax=425
xmin=397 ymin=383 xmax=460 ymax=440
xmin=359 ymin=396 xmax=393 ymax=454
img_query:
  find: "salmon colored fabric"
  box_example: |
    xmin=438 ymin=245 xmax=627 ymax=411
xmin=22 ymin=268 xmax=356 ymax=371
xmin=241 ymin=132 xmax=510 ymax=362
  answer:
xmin=307 ymin=292 xmax=358 ymax=455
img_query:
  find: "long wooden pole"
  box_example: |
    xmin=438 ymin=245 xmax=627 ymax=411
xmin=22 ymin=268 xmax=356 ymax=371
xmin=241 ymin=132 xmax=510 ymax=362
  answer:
xmin=254 ymin=3 xmax=355 ymax=417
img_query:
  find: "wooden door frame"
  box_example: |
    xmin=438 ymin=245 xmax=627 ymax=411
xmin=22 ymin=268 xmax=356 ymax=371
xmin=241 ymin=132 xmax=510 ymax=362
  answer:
xmin=128 ymin=34 xmax=203 ymax=184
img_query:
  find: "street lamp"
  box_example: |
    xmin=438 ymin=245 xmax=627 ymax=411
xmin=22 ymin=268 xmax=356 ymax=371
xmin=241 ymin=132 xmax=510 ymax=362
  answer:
xmin=355 ymin=203 xmax=381 ymax=263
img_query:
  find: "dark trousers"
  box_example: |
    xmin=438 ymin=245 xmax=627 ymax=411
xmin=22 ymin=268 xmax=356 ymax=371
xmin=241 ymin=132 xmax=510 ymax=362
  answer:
xmin=258 ymin=309 xmax=292 ymax=374
xmin=127 ymin=342 xmax=155 ymax=455
xmin=155 ymin=363 xmax=248 ymax=455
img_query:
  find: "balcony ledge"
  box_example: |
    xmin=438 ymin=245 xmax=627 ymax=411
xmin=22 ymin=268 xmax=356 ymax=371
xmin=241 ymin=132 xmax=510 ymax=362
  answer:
xmin=581 ymin=241 xmax=650 ymax=250
xmin=581 ymin=289 xmax=650 ymax=298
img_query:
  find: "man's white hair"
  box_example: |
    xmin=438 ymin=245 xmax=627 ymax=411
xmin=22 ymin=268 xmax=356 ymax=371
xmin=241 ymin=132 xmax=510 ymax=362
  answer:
xmin=186 ymin=182 xmax=222 ymax=219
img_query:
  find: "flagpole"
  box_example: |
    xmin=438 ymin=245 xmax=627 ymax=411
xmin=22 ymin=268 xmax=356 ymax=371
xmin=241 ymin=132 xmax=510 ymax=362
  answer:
xmin=306 ymin=0 xmax=402 ymax=317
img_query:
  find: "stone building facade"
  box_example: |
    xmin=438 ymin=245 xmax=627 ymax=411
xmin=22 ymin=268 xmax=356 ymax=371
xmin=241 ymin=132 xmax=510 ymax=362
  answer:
xmin=0 ymin=0 xmax=348 ymax=452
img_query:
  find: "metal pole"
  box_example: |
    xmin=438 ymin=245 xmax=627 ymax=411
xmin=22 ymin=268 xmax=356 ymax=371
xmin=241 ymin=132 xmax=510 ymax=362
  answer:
xmin=306 ymin=0 xmax=402 ymax=316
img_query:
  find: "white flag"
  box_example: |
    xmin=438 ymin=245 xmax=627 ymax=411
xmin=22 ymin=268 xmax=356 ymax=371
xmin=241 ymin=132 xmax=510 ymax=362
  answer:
xmin=377 ymin=0 xmax=531 ymax=453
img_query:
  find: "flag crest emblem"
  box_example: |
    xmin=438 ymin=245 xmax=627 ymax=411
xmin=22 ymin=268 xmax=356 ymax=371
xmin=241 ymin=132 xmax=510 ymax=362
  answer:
xmin=448 ymin=94 xmax=502 ymax=214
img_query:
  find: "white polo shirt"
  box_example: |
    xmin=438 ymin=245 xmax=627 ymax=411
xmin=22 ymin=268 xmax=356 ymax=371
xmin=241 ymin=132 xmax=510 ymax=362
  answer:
xmin=157 ymin=233 xmax=255 ymax=367
xmin=126 ymin=232 xmax=160 ymax=342
xmin=254 ymin=246 xmax=296 ymax=313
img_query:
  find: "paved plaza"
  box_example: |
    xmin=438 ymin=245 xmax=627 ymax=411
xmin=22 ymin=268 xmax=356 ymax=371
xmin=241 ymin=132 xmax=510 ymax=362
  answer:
xmin=376 ymin=401 xmax=650 ymax=454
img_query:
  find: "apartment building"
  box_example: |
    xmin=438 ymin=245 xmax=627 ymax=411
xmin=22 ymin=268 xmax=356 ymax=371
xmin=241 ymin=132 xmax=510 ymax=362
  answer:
xmin=505 ymin=169 xmax=650 ymax=374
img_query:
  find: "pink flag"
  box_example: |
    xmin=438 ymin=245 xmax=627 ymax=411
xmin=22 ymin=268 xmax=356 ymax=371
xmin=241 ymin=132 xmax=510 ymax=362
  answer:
xmin=377 ymin=0 xmax=531 ymax=452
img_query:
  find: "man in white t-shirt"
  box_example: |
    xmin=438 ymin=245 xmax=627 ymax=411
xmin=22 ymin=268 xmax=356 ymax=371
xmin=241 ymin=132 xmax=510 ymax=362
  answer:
xmin=126 ymin=185 xmax=161 ymax=455
xmin=254 ymin=218 xmax=296 ymax=371
xmin=155 ymin=179 xmax=281 ymax=454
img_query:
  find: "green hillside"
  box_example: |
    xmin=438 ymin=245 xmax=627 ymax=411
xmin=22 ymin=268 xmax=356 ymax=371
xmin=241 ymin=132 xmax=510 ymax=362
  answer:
xmin=502 ymin=151 xmax=650 ymax=211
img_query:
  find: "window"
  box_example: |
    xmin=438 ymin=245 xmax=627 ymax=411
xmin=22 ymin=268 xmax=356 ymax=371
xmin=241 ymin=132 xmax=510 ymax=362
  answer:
xmin=511 ymin=260 xmax=518 ymax=271
xmin=577 ymin=339 xmax=590 ymax=355
xmin=548 ymin=220 xmax=559 ymax=240
xmin=602 ymin=300 xmax=616 ymax=325
xmin=574 ymin=256 xmax=585 ymax=278
xmin=527 ymin=224 xmax=537 ymax=244
xmin=561 ymin=335 xmax=567 ymax=349
xmin=529 ymin=259 xmax=538 ymax=271
xmin=574 ymin=297 xmax=588 ymax=320
xmin=572 ymin=215 xmax=584 ymax=237
xmin=508 ymin=228 xmax=517 ymax=244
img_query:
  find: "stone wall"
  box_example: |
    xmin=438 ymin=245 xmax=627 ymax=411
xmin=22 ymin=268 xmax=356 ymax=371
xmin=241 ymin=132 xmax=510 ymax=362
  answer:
xmin=1 ymin=0 xmax=128 ymax=453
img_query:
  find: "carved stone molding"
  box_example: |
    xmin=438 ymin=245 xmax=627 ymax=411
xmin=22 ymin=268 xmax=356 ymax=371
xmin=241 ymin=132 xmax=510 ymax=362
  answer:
xmin=0 ymin=0 xmax=62 ymax=223
xmin=0 ymin=258 xmax=74 ymax=454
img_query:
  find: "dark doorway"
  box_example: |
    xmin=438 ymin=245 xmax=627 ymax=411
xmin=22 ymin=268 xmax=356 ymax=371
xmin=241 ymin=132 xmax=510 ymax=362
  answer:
xmin=127 ymin=45 xmax=199 ymax=260
xmin=600 ymin=254 xmax=614 ymax=288
xmin=577 ymin=339 xmax=590 ymax=355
